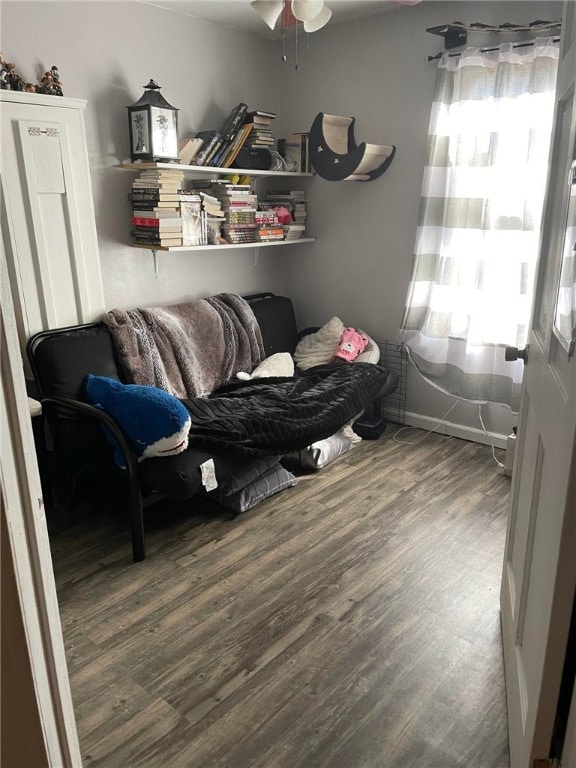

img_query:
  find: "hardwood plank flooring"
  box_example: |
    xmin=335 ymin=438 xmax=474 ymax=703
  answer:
xmin=50 ymin=430 xmax=511 ymax=768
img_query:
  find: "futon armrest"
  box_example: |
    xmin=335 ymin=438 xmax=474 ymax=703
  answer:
xmin=41 ymin=396 xmax=140 ymax=475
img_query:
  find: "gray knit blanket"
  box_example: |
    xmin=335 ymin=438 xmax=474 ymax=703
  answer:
xmin=104 ymin=293 xmax=265 ymax=398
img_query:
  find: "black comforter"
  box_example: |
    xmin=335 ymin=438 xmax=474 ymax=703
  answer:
xmin=183 ymin=362 xmax=390 ymax=456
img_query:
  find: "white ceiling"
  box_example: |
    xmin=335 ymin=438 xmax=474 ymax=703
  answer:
xmin=136 ymin=0 xmax=403 ymax=40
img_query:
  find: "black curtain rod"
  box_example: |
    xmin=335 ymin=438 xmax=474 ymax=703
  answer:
xmin=427 ymin=37 xmax=561 ymax=62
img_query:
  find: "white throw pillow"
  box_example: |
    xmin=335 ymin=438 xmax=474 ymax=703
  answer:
xmin=237 ymin=352 xmax=294 ymax=380
xmin=293 ymin=316 xmax=345 ymax=370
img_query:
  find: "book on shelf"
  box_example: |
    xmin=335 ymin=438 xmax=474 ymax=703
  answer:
xmin=256 ymin=228 xmax=284 ymax=241
xmin=132 ymin=225 xmax=183 ymax=236
xmin=218 ymin=125 xmax=250 ymax=168
xmin=131 ymin=217 xmax=183 ymax=228
xmin=133 ymin=173 xmax=184 ymax=182
xmin=134 ymin=240 xmax=183 ymax=248
xmin=246 ymin=109 xmax=277 ymax=120
xmin=208 ymin=140 xmax=233 ymax=168
xmin=197 ymin=190 xmax=219 ymax=204
xmin=128 ymin=192 xmax=182 ymax=202
xmin=250 ymin=115 xmax=275 ymax=126
xmin=227 ymin=210 xmax=256 ymax=221
xmin=255 ymin=211 xmax=280 ymax=226
xmin=283 ymin=223 xmax=306 ymax=239
xmin=223 ymin=221 xmax=256 ymax=229
xmin=131 ymin=209 xmax=181 ymax=218
xmin=132 ymin=233 xmax=183 ymax=245
xmin=178 ymin=137 xmax=204 ymax=165
xmin=203 ymin=203 xmax=224 ymax=217
xmin=218 ymin=102 xmax=249 ymax=142
xmin=204 ymin=138 xmax=226 ymax=167
xmin=266 ymin=190 xmax=306 ymax=198
xmin=136 ymin=169 xmax=184 ymax=177
xmin=219 ymin=123 xmax=253 ymax=168
xmin=132 ymin=182 xmax=182 ymax=190
xmin=249 ymin=138 xmax=275 ymax=147
xmin=192 ymin=131 xmax=223 ymax=166
xmin=223 ymin=233 xmax=257 ymax=244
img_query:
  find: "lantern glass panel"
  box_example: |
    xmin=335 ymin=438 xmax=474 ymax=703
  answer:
xmin=150 ymin=106 xmax=178 ymax=159
xmin=130 ymin=109 xmax=150 ymax=158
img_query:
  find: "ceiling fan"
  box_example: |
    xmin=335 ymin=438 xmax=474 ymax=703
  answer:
xmin=251 ymin=0 xmax=422 ymax=34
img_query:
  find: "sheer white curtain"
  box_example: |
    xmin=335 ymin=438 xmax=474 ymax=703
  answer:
xmin=399 ymin=37 xmax=559 ymax=410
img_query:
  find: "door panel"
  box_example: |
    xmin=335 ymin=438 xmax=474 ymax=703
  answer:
xmin=501 ymin=4 xmax=576 ymax=766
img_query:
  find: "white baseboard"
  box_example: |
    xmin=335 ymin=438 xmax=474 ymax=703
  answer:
xmin=384 ymin=408 xmax=508 ymax=449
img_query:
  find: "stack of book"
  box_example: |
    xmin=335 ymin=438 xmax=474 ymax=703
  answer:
xmin=129 ymin=169 xmax=185 ymax=248
xmin=282 ymin=222 xmax=307 ymax=240
xmin=265 ymin=189 xmax=308 ymax=240
xmin=243 ymin=109 xmax=276 ymax=150
xmin=197 ymin=180 xmax=258 ymax=244
xmin=255 ymin=209 xmax=284 ymax=242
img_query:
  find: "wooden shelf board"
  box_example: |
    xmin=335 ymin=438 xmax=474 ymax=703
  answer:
xmin=133 ymin=238 xmax=315 ymax=253
xmin=122 ymin=161 xmax=314 ymax=178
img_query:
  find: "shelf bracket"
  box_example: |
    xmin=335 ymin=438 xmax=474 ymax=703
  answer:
xmin=254 ymin=247 xmax=260 ymax=268
xmin=152 ymin=250 xmax=160 ymax=278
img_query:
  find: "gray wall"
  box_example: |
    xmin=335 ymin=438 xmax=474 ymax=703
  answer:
xmin=2 ymin=0 xmax=562 ymax=436
xmin=2 ymin=1 xmax=290 ymax=308
xmin=278 ymin=0 xmax=562 ymax=436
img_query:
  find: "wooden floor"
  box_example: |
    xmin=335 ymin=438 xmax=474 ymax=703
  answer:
xmin=51 ymin=429 xmax=511 ymax=768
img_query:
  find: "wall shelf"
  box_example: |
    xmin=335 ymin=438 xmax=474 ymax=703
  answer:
xmin=122 ymin=161 xmax=314 ymax=178
xmin=133 ymin=237 xmax=315 ymax=253
xmin=138 ymin=237 xmax=315 ymax=277
xmin=124 ymin=162 xmax=313 ymax=268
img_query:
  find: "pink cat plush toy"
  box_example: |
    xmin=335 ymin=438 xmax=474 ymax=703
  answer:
xmin=334 ymin=327 xmax=368 ymax=362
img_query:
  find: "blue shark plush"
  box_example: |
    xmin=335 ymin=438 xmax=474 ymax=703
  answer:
xmin=85 ymin=374 xmax=191 ymax=468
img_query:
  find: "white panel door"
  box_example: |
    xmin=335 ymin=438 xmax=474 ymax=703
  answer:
xmin=0 ymin=91 xmax=105 ymax=366
xmin=500 ymin=4 xmax=576 ymax=766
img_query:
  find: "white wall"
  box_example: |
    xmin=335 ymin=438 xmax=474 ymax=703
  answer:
xmin=1 ymin=1 xmax=293 ymax=308
xmin=278 ymin=0 xmax=562 ymax=437
xmin=2 ymin=0 xmax=562 ymax=437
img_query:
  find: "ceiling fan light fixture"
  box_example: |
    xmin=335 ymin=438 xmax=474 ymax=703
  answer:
xmin=291 ymin=0 xmax=325 ymax=22
xmin=250 ymin=0 xmax=284 ymax=30
xmin=303 ymin=3 xmax=331 ymax=31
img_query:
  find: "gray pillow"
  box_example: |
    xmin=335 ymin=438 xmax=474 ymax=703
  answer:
xmin=206 ymin=462 xmax=297 ymax=513
xmin=215 ymin=455 xmax=280 ymax=495
xmin=283 ymin=432 xmax=354 ymax=471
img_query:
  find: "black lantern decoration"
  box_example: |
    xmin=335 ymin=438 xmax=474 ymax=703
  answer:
xmin=127 ymin=79 xmax=179 ymax=163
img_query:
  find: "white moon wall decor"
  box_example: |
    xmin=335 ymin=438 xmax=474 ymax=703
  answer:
xmin=309 ymin=113 xmax=396 ymax=181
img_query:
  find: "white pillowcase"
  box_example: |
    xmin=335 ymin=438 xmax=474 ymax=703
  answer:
xmin=293 ymin=316 xmax=345 ymax=370
xmin=237 ymin=352 xmax=294 ymax=380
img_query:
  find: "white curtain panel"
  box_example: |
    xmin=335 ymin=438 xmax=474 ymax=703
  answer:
xmin=399 ymin=37 xmax=559 ymax=410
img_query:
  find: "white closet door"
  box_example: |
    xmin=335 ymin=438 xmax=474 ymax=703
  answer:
xmin=0 ymin=92 xmax=105 ymax=366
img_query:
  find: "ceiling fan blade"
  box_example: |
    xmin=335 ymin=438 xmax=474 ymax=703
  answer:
xmin=250 ymin=0 xmax=284 ymax=30
xmin=291 ymin=0 xmax=325 ymax=22
xmin=303 ymin=4 xmax=332 ymax=32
